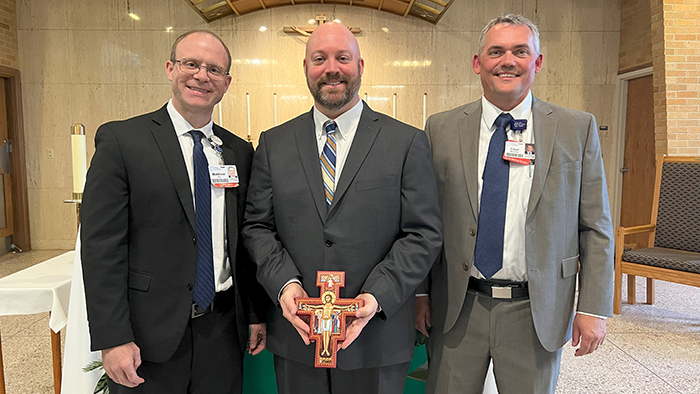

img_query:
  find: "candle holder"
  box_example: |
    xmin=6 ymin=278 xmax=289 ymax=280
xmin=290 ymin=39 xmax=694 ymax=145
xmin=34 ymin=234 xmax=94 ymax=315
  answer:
xmin=64 ymin=123 xmax=86 ymax=230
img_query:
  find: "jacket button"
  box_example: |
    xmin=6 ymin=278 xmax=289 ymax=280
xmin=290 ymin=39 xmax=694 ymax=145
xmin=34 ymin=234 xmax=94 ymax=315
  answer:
xmin=463 ymin=262 xmax=469 ymax=271
xmin=469 ymin=228 xmax=476 ymax=236
xmin=325 ymin=239 xmax=333 ymax=247
xmin=187 ymin=283 xmax=193 ymax=292
xmin=192 ymin=237 xmax=197 ymax=245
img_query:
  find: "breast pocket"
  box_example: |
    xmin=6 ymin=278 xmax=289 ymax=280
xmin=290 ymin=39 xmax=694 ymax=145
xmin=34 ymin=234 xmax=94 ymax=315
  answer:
xmin=355 ymin=175 xmax=396 ymax=192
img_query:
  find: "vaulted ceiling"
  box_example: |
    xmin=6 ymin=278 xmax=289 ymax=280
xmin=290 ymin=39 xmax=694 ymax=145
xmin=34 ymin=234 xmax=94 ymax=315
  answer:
xmin=185 ymin=0 xmax=455 ymax=25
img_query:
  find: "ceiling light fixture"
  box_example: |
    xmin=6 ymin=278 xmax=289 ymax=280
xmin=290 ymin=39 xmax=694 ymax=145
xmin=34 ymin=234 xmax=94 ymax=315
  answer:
xmin=259 ymin=26 xmax=268 ymax=32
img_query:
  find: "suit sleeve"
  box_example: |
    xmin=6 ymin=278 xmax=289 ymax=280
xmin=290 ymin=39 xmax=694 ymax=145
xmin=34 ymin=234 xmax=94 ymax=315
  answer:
xmin=81 ymin=123 xmax=135 ymax=351
xmin=576 ymin=114 xmax=615 ymax=317
xmin=242 ymin=131 xmax=303 ymax=302
xmin=235 ymin=140 xmax=272 ymax=323
xmin=414 ymin=116 xmax=438 ymax=297
xmin=361 ymin=130 xmax=443 ymax=318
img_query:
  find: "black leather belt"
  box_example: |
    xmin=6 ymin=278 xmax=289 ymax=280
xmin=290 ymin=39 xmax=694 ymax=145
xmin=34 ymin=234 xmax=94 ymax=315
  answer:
xmin=468 ymin=277 xmax=529 ymax=300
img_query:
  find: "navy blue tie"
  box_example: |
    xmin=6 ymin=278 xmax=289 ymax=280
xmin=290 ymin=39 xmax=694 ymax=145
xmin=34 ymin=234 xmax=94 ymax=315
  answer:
xmin=474 ymin=113 xmax=513 ymax=279
xmin=191 ymin=130 xmax=215 ymax=309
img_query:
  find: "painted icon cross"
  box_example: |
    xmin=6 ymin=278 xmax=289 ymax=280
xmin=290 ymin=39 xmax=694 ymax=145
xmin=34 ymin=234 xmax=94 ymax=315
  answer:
xmin=296 ymin=271 xmax=364 ymax=368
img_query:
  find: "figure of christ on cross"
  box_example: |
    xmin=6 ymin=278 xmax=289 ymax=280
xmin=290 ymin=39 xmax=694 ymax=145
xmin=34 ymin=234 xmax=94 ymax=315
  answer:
xmin=296 ymin=271 xmax=364 ymax=368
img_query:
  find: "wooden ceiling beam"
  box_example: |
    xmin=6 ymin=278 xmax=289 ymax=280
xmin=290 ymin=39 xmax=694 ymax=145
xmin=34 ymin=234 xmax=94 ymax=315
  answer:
xmin=426 ymin=0 xmax=447 ymax=7
xmin=412 ymin=1 xmax=440 ymax=16
xmin=403 ymin=0 xmax=417 ymax=17
xmin=257 ymin=0 xmax=267 ymax=9
xmin=224 ymin=0 xmax=241 ymax=16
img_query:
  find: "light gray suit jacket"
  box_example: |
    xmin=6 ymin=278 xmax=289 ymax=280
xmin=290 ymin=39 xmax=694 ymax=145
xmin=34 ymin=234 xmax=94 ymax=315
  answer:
xmin=422 ymin=97 xmax=614 ymax=352
xmin=243 ymin=103 xmax=443 ymax=369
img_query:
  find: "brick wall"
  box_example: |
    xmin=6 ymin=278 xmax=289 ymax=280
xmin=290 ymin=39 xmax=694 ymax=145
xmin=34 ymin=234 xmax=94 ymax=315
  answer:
xmin=652 ymin=0 xmax=700 ymax=156
xmin=0 ymin=0 xmax=18 ymax=69
xmin=620 ymin=0 xmax=653 ymax=72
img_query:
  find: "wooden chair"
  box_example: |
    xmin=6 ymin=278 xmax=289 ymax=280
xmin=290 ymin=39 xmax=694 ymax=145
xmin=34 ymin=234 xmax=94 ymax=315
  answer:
xmin=614 ymin=155 xmax=700 ymax=314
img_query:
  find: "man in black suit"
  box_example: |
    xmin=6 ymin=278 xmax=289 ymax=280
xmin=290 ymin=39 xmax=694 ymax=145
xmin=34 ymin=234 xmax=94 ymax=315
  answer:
xmin=242 ymin=22 xmax=443 ymax=394
xmin=81 ymin=30 xmax=268 ymax=394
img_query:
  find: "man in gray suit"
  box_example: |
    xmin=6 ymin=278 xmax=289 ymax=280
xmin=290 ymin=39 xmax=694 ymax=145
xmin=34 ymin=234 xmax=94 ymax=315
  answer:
xmin=243 ymin=22 xmax=442 ymax=394
xmin=415 ymin=14 xmax=614 ymax=394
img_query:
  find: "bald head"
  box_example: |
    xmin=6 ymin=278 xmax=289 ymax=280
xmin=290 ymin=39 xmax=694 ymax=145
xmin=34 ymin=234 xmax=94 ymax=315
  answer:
xmin=304 ymin=22 xmax=364 ymax=118
xmin=305 ymin=22 xmax=361 ymax=60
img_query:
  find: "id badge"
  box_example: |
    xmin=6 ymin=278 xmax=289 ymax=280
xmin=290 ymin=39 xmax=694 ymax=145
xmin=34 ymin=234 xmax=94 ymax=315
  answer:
xmin=503 ymin=140 xmax=531 ymax=165
xmin=209 ymin=165 xmax=239 ymax=188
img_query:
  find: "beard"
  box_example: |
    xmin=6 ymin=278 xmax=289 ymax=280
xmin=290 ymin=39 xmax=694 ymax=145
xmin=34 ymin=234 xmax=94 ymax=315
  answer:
xmin=307 ymin=70 xmax=362 ymax=111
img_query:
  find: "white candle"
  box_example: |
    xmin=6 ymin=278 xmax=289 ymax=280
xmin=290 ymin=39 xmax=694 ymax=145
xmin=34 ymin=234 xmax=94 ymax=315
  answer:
xmin=393 ymin=93 xmax=397 ymax=119
xmin=273 ymin=93 xmax=278 ymax=126
xmin=423 ymin=93 xmax=427 ymax=128
xmin=246 ymin=93 xmax=251 ymax=140
xmin=364 ymin=93 xmax=368 ymax=102
xmin=217 ymin=102 xmax=223 ymax=126
xmin=70 ymin=124 xmax=87 ymax=199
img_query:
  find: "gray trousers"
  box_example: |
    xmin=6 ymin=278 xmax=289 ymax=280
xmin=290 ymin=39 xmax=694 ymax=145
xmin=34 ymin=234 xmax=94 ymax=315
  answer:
xmin=427 ymin=289 xmax=562 ymax=394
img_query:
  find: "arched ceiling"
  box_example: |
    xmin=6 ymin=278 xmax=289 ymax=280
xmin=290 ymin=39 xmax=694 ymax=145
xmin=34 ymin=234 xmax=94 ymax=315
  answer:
xmin=185 ymin=0 xmax=456 ymax=25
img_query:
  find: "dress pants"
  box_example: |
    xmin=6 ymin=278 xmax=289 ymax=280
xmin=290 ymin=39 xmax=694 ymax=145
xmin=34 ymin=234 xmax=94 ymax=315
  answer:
xmin=108 ymin=290 xmax=243 ymax=394
xmin=274 ymin=355 xmax=410 ymax=394
xmin=427 ymin=289 xmax=562 ymax=394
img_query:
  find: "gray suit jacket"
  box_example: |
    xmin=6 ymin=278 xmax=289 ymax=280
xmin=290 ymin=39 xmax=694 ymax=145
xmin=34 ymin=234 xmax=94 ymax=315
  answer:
xmin=423 ymin=97 xmax=614 ymax=352
xmin=243 ymin=103 xmax=443 ymax=369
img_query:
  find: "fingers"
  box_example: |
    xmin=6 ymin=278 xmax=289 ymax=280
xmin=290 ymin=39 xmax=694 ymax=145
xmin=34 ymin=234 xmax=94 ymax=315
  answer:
xmin=102 ymin=342 xmax=144 ymax=388
xmin=280 ymin=283 xmax=311 ymax=345
xmin=248 ymin=323 xmax=267 ymax=356
xmin=340 ymin=315 xmax=370 ymax=350
xmin=572 ymin=314 xmax=607 ymax=357
xmin=415 ymin=296 xmax=432 ymax=337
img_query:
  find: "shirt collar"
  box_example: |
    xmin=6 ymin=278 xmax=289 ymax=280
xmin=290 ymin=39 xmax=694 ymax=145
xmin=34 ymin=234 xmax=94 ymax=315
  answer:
xmin=313 ymin=99 xmax=364 ymax=140
xmin=481 ymin=91 xmax=533 ymax=130
xmin=167 ymin=99 xmax=214 ymax=138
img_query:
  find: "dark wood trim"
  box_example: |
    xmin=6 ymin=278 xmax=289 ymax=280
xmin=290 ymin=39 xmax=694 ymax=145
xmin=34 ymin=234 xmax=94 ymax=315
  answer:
xmin=618 ymin=63 xmax=654 ymax=75
xmin=0 ymin=65 xmax=31 ymax=252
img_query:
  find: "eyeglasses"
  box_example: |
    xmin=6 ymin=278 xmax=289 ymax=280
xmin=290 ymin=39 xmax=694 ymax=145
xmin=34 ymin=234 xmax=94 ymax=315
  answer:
xmin=174 ymin=59 xmax=229 ymax=80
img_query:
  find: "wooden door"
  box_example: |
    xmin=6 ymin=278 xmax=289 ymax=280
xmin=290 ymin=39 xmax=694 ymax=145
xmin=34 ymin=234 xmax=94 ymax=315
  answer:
xmin=619 ymin=74 xmax=655 ymax=248
xmin=0 ymin=79 xmax=14 ymax=251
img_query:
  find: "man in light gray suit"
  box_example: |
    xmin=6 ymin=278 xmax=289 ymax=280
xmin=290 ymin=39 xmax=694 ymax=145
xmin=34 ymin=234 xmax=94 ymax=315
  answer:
xmin=415 ymin=14 xmax=614 ymax=394
xmin=243 ymin=22 xmax=442 ymax=394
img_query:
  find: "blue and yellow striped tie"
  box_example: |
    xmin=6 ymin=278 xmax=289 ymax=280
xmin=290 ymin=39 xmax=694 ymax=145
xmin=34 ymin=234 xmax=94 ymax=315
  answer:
xmin=321 ymin=121 xmax=337 ymax=210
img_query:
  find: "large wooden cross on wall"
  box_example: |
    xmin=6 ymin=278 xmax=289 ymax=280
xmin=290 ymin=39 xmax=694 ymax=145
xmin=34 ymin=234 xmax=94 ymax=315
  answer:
xmin=283 ymin=12 xmax=361 ymax=36
xmin=296 ymin=271 xmax=364 ymax=368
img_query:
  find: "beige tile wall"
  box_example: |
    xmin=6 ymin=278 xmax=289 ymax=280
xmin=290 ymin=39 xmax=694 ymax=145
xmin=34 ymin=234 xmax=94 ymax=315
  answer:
xmin=17 ymin=0 xmax=622 ymax=249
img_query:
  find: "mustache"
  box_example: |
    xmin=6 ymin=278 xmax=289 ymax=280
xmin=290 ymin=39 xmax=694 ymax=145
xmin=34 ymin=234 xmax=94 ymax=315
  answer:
xmin=317 ymin=73 xmax=347 ymax=86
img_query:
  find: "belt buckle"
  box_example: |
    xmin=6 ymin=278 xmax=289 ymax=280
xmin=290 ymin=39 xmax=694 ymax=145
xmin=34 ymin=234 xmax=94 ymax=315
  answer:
xmin=491 ymin=286 xmax=512 ymax=299
xmin=191 ymin=301 xmax=213 ymax=319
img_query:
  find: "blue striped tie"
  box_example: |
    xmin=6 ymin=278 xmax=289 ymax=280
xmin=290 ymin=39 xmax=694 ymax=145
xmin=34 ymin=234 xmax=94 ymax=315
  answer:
xmin=474 ymin=113 xmax=513 ymax=279
xmin=191 ymin=130 xmax=215 ymax=309
xmin=321 ymin=121 xmax=337 ymax=210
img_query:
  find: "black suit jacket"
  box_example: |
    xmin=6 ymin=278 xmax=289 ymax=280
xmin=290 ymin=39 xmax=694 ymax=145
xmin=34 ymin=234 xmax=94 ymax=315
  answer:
xmin=242 ymin=103 xmax=443 ymax=370
xmin=81 ymin=105 xmax=268 ymax=363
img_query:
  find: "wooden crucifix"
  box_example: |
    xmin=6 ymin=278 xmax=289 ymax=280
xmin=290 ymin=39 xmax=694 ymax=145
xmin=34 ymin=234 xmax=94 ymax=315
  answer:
xmin=296 ymin=271 xmax=364 ymax=368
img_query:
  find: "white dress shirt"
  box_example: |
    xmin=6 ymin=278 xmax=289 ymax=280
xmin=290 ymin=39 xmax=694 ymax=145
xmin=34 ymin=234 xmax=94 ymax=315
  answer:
xmin=472 ymin=93 xmax=534 ymax=282
xmin=313 ymin=99 xmax=364 ymax=181
xmin=167 ymin=100 xmax=232 ymax=292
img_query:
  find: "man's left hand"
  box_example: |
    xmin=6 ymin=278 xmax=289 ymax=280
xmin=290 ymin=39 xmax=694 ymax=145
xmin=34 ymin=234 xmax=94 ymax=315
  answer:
xmin=248 ymin=323 xmax=267 ymax=356
xmin=340 ymin=293 xmax=379 ymax=350
xmin=572 ymin=313 xmax=606 ymax=356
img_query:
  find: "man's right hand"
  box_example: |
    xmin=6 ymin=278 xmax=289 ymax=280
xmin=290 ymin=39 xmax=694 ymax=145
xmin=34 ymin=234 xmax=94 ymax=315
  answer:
xmin=279 ymin=282 xmax=311 ymax=345
xmin=415 ymin=295 xmax=432 ymax=337
xmin=101 ymin=342 xmax=145 ymax=388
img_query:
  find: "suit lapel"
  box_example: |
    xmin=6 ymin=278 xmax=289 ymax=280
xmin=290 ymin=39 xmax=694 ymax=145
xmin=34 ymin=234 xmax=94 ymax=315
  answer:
xmin=460 ymin=101 xmax=482 ymax=220
xmin=150 ymin=106 xmax=196 ymax=229
xmin=330 ymin=104 xmax=381 ymax=216
xmin=295 ymin=109 xmax=327 ymax=223
xmin=527 ymin=97 xmax=557 ymax=217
